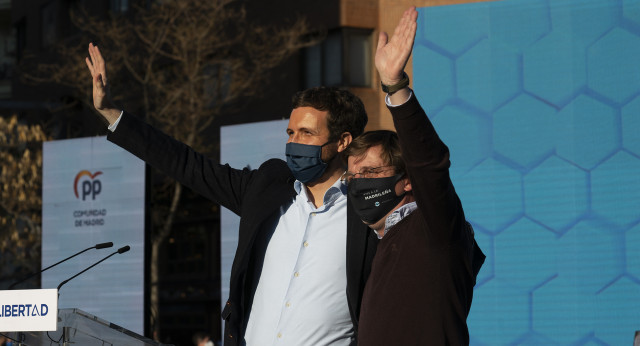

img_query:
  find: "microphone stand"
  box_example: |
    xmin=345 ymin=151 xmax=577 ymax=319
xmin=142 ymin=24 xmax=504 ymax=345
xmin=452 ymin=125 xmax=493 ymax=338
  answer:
xmin=8 ymin=242 xmax=113 ymax=289
xmin=57 ymin=246 xmax=130 ymax=291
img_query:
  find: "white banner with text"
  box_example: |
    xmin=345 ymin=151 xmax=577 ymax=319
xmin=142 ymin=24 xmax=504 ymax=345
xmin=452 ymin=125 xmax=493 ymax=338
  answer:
xmin=0 ymin=289 xmax=57 ymax=331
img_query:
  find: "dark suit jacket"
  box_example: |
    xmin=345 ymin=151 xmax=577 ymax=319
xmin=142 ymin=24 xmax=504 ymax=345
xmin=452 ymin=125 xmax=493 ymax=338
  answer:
xmin=107 ymin=113 xmax=378 ymax=346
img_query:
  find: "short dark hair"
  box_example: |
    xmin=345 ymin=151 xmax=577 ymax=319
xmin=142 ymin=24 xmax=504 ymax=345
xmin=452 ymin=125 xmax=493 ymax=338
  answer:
xmin=291 ymin=86 xmax=368 ymax=141
xmin=344 ymin=130 xmax=405 ymax=174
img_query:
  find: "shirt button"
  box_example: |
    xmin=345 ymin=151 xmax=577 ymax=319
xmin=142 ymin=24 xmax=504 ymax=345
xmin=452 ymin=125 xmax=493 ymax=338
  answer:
xmin=286 ymin=302 xmax=291 ymax=307
xmin=303 ymin=241 xmax=309 ymax=247
xmin=311 ymin=212 xmax=316 ymax=216
xmin=277 ymin=333 xmax=282 ymax=338
xmin=294 ymin=272 xmax=300 ymax=277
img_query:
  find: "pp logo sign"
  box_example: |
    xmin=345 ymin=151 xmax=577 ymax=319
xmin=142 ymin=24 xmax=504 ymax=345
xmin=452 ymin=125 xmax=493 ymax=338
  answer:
xmin=74 ymin=170 xmax=103 ymax=201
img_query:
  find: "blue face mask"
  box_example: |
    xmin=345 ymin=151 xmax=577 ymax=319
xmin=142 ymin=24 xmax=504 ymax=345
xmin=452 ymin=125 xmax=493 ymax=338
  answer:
xmin=285 ymin=141 xmax=333 ymax=184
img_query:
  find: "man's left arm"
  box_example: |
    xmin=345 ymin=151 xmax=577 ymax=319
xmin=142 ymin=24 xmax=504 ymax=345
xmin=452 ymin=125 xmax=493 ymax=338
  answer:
xmin=390 ymin=93 xmax=466 ymax=243
xmin=376 ymin=7 xmax=466 ymax=243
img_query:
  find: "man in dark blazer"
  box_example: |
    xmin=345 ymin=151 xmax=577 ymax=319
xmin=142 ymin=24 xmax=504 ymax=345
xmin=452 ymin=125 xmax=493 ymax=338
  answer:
xmin=85 ymin=44 xmax=377 ymax=344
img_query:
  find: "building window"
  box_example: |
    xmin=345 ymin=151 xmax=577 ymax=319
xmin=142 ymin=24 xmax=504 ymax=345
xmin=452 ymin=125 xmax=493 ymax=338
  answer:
xmin=304 ymin=27 xmax=372 ymax=89
xmin=204 ymin=62 xmax=232 ymax=107
xmin=41 ymin=1 xmax=59 ymax=48
xmin=110 ymin=0 xmax=129 ymax=13
xmin=15 ymin=18 xmax=26 ymax=62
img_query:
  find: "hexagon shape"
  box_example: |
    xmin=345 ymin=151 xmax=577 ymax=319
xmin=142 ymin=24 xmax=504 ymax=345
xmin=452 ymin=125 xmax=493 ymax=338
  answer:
xmin=431 ymin=105 xmax=490 ymax=178
xmin=420 ymin=4 xmax=489 ymax=56
xmin=623 ymin=0 xmax=640 ymax=27
xmin=557 ymin=221 xmax=624 ymax=294
xmin=457 ymin=158 xmax=523 ymax=233
xmin=524 ymin=155 xmax=588 ymax=232
xmin=412 ymin=45 xmax=454 ymax=112
xmin=556 ymin=95 xmax=619 ymax=170
xmin=493 ymin=94 xmax=556 ymax=169
xmin=533 ymin=276 xmax=596 ymax=344
xmin=628 ymin=224 xmax=640 ymax=280
xmin=468 ymin=279 xmax=529 ymax=345
xmin=489 ymin=0 xmax=550 ymax=51
xmin=494 ymin=217 xmax=557 ymax=290
xmin=592 ymin=151 xmax=640 ymax=227
xmin=595 ymin=278 xmax=640 ymax=345
xmin=457 ymin=39 xmax=520 ymax=113
xmin=622 ymin=96 xmax=640 ymax=156
xmin=523 ymin=32 xmax=586 ymax=107
xmin=550 ymin=0 xmax=617 ymax=48
xmin=587 ymin=28 xmax=640 ymax=103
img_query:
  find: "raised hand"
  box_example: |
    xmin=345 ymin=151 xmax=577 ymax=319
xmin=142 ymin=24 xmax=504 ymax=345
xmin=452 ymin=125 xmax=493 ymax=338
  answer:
xmin=375 ymin=7 xmax=418 ymax=86
xmin=85 ymin=43 xmax=121 ymax=125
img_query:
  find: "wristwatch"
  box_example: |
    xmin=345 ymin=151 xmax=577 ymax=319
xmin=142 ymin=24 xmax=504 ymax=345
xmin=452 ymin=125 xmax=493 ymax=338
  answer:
xmin=381 ymin=72 xmax=410 ymax=94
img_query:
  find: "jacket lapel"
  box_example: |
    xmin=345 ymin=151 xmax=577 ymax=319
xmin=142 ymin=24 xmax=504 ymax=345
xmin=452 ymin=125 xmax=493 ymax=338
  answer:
xmin=346 ymin=198 xmax=376 ymax=325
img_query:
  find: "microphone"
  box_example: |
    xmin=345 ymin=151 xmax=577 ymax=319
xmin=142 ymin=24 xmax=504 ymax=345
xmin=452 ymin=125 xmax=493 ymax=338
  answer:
xmin=57 ymin=245 xmax=130 ymax=291
xmin=95 ymin=242 xmax=114 ymax=249
xmin=8 ymin=242 xmax=114 ymax=289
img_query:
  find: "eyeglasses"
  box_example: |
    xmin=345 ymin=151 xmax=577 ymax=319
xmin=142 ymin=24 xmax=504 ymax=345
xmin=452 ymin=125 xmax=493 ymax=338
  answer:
xmin=341 ymin=166 xmax=396 ymax=184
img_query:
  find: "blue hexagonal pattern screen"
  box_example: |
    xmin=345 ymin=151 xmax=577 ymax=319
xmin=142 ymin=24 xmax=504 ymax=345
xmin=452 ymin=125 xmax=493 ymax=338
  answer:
xmin=414 ymin=0 xmax=640 ymax=344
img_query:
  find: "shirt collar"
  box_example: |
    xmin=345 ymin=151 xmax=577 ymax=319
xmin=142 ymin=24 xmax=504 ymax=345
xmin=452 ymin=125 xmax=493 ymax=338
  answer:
xmin=294 ymin=177 xmax=347 ymax=208
xmin=374 ymin=201 xmax=418 ymax=239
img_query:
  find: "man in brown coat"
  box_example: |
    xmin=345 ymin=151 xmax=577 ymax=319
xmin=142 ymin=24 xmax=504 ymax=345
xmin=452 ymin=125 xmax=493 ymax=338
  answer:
xmin=344 ymin=7 xmax=485 ymax=345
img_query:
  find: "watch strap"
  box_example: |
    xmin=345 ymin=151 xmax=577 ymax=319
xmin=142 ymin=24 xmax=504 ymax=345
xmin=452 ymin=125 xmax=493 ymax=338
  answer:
xmin=381 ymin=72 xmax=410 ymax=94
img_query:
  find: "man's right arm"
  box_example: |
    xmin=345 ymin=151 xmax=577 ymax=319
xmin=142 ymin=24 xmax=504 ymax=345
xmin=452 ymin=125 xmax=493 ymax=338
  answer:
xmin=108 ymin=111 xmax=252 ymax=214
xmin=107 ymin=111 xmax=123 ymax=132
xmin=86 ymin=43 xmax=251 ymax=213
xmin=85 ymin=43 xmax=121 ymax=126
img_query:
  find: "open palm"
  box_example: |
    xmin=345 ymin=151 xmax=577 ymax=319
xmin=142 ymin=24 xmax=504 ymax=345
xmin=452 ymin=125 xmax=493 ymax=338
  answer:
xmin=375 ymin=7 xmax=418 ymax=86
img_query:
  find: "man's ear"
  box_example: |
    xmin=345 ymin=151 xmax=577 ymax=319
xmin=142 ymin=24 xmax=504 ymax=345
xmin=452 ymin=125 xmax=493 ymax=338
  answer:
xmin=337 ymin=132 xmax=353 ymax=152
xmin=402 ymin=177 xmax=412 ymax=192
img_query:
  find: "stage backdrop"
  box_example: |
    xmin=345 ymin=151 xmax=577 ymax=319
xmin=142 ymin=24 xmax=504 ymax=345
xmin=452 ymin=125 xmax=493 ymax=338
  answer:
xmin=42 ymin=136 xmax=146 ymax=334
xmin=415 ymin=0 xmax=640 ymax=345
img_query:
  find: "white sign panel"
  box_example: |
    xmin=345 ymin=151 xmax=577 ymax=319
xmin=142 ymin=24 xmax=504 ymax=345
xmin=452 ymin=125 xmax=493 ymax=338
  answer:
xmin=41 ymin=136 xmax=145 ymax=334
xmin=0 ymin=289 xmax=58 ymax=331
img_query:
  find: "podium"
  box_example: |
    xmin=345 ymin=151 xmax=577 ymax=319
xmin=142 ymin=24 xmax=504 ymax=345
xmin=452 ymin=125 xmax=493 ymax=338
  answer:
xmin=6 ymin=308 xmax=172 ymax=346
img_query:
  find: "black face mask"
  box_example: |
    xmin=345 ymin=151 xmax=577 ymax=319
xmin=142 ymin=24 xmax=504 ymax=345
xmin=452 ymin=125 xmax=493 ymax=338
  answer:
xmin=347 ymin=174 xmax=406 ymax=224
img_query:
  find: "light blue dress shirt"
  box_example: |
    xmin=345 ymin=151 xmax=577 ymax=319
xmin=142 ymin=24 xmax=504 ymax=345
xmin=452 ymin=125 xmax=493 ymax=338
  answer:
xmin=244 ymin=177 xmax=353 ymax=346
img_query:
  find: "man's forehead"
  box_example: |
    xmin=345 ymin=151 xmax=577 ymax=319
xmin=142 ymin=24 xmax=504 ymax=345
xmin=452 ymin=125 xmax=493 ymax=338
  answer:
xmin=347 ymin=145 xmax=385 ymax=169
xmin=288 ymin=107 xmax=329 ymax=130
xmin=289 ymin=107 xmax=328 ymax=121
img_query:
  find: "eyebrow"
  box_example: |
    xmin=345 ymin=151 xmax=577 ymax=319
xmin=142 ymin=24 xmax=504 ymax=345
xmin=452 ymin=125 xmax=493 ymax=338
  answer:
xmin=350 ymin=164 xmax=384 ymax=172
xmin=288 ymin=126 xmax=318 ymax=134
